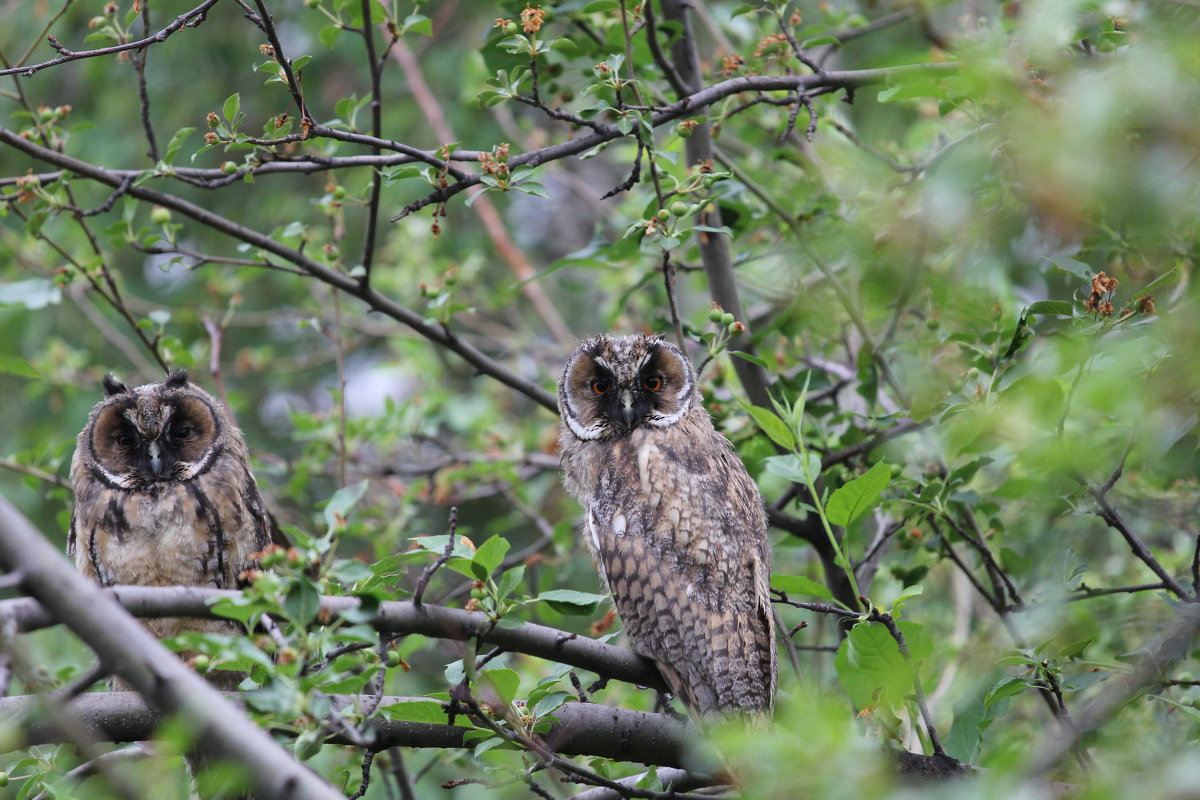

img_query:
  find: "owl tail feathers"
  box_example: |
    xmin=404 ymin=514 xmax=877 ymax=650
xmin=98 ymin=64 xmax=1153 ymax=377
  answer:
xmin=655 ymin=661 xmax=774 ymax=724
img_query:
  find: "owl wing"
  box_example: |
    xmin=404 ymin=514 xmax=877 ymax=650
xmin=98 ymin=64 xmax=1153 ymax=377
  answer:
xmin=589 ymin=420 xmax=776 ymax=714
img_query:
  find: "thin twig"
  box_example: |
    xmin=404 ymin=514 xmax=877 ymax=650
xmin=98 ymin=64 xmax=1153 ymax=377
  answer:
xmin=0 ymin=0 xmax=221 ymax=77
xmin=413 ymin=507 xmax=458 ymax=608
xmin=346 ymin=749 xmax=376 ymax=800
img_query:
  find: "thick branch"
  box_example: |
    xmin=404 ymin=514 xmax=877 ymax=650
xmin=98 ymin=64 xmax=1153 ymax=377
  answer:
xmin=0 ymin=585 xmax=668 ymax=691
xmin=659 ymin=0 xmax=771 ymax=409
xmin=0 ymin=494 xmax=343 ymax=800
xmin=0 ymin=692 xmax=691 ymax=767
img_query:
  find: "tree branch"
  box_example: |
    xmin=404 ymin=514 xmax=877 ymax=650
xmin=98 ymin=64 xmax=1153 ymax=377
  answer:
xmin=0 ymin=585 xmax=668 ymax=691
xmin=0 ymin=692 xmax=691 ymax=767
xmin=0 ymin=494 xmax=343 ymax=800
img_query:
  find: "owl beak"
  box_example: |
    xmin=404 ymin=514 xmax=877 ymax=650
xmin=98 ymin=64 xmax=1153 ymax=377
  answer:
xmin=147 ymin=440 xmax=163 ymax=476
xmin=619 ymin=391 xmax=638 ymax=430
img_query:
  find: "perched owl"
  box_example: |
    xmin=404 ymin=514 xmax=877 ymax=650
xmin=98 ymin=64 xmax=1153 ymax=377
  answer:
xmin=558 ymin=334 xmax=777 ymax=715
xmin=68 ymin=369 xmax=272 ymax=686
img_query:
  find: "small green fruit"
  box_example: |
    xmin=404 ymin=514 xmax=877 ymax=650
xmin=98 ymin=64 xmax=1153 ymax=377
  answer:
xmin=387 ymin=650 xmax=401 ymax=668
xmin=708 ymin=306 xmax=724 ymax=323
xmin=333 ymin=185 xmax=347 ymax=200
xmin=656 ymin=209 xmax=670 ymax=221
xmin=150 ymin=205 xmax=172 ymax=225
xmin=220 ymin=161 xmax=238 ymax=175
xmin=193 ymin=655 xmax=210 ymax=672
xmin=720 ymin=312 xmax=735 ymax=326
xmin=669 ymin=201 xmax=688 ymax=217
xmin=503 ymin=21 xmax=519 ymax=34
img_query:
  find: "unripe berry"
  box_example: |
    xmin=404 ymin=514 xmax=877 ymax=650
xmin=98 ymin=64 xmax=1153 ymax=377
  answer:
xmin=656 ymin=208 xmax=670 ymax=221
xmin=720 ymin=311 xmax=735 ymax=326
xmin=150 ymin=205 xmax=172 ymax=225
xmin=669 ymin=201 xmax=688 ymax=217
xmin=220 ymin=161 xmax=238 ymax=175
xmin=503 ymin=21 xmax=519 ymax=34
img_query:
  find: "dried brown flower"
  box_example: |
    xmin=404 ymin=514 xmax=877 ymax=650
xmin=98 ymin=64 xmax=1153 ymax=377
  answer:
xmin=1139 ymin=294 xmax=1156 ymax=314
xmin=521 ymin=4 xmax=545 ymax=34
xmin=754 ymin=33 xmax=789 ymax=58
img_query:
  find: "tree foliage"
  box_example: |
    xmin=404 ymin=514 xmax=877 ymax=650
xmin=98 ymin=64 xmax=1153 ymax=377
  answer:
xmin=1 ymin=0 xmax=1199 ymax=797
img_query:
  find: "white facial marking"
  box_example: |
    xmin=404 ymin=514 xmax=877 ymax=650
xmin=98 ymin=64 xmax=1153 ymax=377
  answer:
xmin=566 ymin=413 xmax=604 ymax=441
xmin=612 ymin=512 xmax=627 ymax=537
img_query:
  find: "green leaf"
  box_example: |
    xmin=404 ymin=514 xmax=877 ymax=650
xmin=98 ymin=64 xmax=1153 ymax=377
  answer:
xmin=474 ymin=734 xmax=510 ymax=757
xmin=0 ymin=355 xmax=40 ymax=378
xmin=984 ymin=675 xmax=1032 ymax=708
xmin=835 ymin=620 xmax=925 ymax=710
xmin=531 ymin=690 xmax=570 ymax=718
xmin=403 ymin=13 xmax=432 ymax=36
xmin=162 ymin=126 xmax=195 ymax=165
xmin=1026 ymin=300 xmax=1074 ymax=317
xmin=763 ymin=453 xmax=820 ymax=484
xmin=890 ymin=583 xmax=924 ymax=616
xmin=283 ymin=577 xmax=321 ymax=627
xmin=771 ymin=573 xmax=833 ymax=600
xmin=480 ymin=668 xmax=520 ymax=706
xmin=223 ymin=92 xmax=241 ymax=124
xmin=537 ymin=589 xmax=608 ymax=616
xmin=727 ymin=350 xmax=769 ymax=368
xmin=1149 ymin=695 xmax=1200 ymax=722
xmin=495 ymin=565 xmax=525 ymax=602
xmin=471 ymin=534 xmax=510 ymax=580
xmin=319 ymin=25 xmax=342 ymax=48
xmin=826 ymin=461 xmax=890 ymax=528
xmin=380 ymin=699 xmax=447 ymax=723
xmin=743 ymin=404 xmax=796 ymax=451
xmin=323 ymin=479 xmax=368 ymax=532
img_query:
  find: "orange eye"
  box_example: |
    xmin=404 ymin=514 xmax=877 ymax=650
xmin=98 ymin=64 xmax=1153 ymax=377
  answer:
xmin=643 ymin=376 xmax=663 ymax=392
xmin=591 ymin=380 xmax=610 ymax=395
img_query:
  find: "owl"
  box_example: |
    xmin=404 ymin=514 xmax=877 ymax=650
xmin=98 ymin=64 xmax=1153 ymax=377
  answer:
xmin=558 ymin=334 xmax=777 ymax=715
xmin=67 ymin=369 xmax=273 ymax=686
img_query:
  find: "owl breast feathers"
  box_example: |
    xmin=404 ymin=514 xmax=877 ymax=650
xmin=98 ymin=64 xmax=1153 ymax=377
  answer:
xmin=67 ymin=369 xmax=272 ymax=660
xmin=558 ymin=334 xmax=777 ymax=715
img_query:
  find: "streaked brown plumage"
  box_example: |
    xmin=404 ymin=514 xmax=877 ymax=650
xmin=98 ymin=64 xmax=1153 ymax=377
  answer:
xmin=558 ymin=334 xmax=776 ymax=714
xmin=68 ymin=369 xmax=271 ymax=688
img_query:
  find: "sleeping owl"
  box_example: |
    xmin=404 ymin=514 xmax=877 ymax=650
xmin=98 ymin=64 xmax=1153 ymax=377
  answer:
xmin=557 ymin=334 xmax=776 ymax=714
xmin=67 ymin=369 xmax=272 ymax=686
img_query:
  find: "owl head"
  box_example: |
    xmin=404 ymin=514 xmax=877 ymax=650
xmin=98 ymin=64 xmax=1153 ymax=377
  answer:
xmin=76 ymin=369 xmax=235 ymax=491
xmin=558 ymin=334 xmax=698 ymax=441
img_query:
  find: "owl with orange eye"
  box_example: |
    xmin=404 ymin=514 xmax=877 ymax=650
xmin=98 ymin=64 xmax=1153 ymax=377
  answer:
xmin=557 ymin=334 xmax=776 ymax=716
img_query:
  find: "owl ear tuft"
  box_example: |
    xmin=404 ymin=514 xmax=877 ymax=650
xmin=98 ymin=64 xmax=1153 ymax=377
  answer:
xmin=102 ymin=374 xmax=129 ymax=396
xmin=165 ymin=368 xmax=190 ymax=389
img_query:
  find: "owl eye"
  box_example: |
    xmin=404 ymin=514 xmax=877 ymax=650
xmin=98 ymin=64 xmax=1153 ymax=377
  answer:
xmin=591 ymin=379 xmax=610 ymax=395
xmin=642 ymin=376 xmax=664 ymax=392
xmin=171 ymin=424 xmax=195 ymax=441
xmin=113 ymin=431 xmax=136 ymax=448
